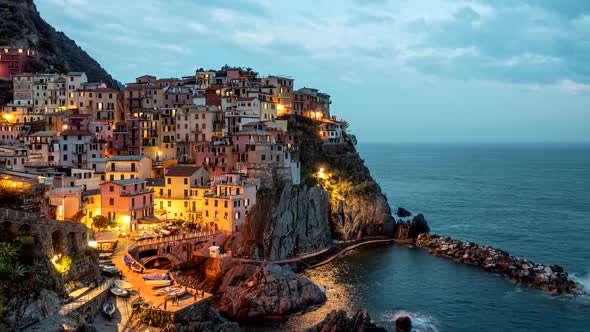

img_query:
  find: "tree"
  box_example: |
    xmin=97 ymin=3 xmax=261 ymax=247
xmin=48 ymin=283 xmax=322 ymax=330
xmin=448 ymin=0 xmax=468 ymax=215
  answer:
xmin=92 ymin=215 xmax=109 ymax=231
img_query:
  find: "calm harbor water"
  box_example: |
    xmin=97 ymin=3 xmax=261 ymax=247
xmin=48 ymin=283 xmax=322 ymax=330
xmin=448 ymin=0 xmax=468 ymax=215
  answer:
xmin=285 ymin=143 xmax=590 ymax=332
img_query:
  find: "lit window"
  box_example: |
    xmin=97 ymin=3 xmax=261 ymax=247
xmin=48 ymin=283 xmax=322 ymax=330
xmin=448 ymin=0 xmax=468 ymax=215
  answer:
xmin=97 ymin=102 xmax=103 ymax=111
xmin=18 ymin=49 xmax=23 ymax=53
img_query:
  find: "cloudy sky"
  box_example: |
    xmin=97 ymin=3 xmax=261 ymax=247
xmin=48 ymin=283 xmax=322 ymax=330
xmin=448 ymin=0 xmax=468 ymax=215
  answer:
xmin=37 ymin=0 xmax=590 ymax=143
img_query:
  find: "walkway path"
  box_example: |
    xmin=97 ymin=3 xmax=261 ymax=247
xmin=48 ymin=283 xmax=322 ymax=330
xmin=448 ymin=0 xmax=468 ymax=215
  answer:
xmin=235 ymin=237 xmax=394 ymax=269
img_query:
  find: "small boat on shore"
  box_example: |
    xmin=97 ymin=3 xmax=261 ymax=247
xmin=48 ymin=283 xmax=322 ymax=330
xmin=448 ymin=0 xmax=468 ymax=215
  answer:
xmin=165 ymin=287 xmax=186 ymax=300
xmin=154 ymin=285 xmax=179 ymax=296
xmin=99 ymin=252 xmax=113 ymax=258
xmin=122 ymin=255 xmax=134 ymax=265
xmin=102 ymin=301 xmax=116 ymax=319
xmin=114 ymin=279 xmax=133 ymax=290
xmin=145 ymin=279 xmax=172 ymax=288
xmin=110 ymin=286 xmax=128 ymax=297
xmin=130 ymin=297 xmax=144 ymax=309
xmin=99 ymin=259 xmax=114 ymax=265
xmin=143 ymin=272 xmax=170 ymax=280
xmin=100 ymin=266 xmax=119 ymax=276
xmin=130 ymin=264 xmax=143 ymax=273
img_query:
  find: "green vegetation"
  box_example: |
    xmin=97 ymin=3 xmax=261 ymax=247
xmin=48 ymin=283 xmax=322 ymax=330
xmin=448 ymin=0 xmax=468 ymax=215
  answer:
xmin=91 ymin=215 xmax=115 ymax=231
xmin=52 ymin=255 xmax=72 ymax=274
xmin=133 ymin=307 xmax=173 ymax=328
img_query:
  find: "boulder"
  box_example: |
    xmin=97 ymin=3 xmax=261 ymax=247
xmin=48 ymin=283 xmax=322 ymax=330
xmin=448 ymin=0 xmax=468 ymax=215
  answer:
xmin=218 ymin=263 xmax=326 ymax=321
xmin=394 ymin=213 xmax=430 ymax=241
xmin=307 ymin=309 xmax=386 ymax=332
xmin=396 ymin=207 xmax=412 ymax=218
xmin=395 ymin=315 xmax=412 ymax=332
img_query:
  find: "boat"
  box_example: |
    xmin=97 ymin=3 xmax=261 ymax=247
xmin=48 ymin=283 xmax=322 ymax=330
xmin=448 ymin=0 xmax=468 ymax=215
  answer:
xmin=143 ymin=272 xmax=170 ymax=281
xmin=99 ymin=252 xmax=113 ymax=258
xmin=122 ymin=255 xmax=134 ymax=265
xmin=165 ymin=287 xmax=186 ymax=300
xmin=100 ymin=266 xmax=119 ymax=275
xmin=154 ymin=285 xmax=180 ymax=296
xmin=99 ymin=259 xmax=114 ymax=265
xmin=130 ymin=297 xmax=144 ymax=309
xmin=145 ymin=279 xmax=172 ymax=288
xmin=130 ymin=264 xmax=143 ymax=273
xmin=114 ymin=279 xmax=133 ymax=290
xmin=102 ymin=301 xmax=116 ymax=319
xmin=110 ymin=286 xmax=128 ymax=297
xmin=160 ymin=229 xmax=171 ymax=236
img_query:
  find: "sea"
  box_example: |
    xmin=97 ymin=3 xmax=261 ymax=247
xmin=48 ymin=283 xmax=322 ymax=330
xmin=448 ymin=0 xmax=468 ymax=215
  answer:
xmin=283 ymin=143 xmax=590 ymax=332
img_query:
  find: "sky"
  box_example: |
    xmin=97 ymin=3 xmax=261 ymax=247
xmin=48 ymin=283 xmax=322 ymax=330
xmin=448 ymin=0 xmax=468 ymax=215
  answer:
xmin=37 ymin=0 xmax=590 ymax=143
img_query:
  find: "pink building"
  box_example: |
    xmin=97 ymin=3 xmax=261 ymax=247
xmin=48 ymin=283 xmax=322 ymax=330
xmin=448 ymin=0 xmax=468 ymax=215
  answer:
xmin=0 ymin=47 xmax=40 ymax=78
xmin=100 ymin=178 xmax=154 ymax=233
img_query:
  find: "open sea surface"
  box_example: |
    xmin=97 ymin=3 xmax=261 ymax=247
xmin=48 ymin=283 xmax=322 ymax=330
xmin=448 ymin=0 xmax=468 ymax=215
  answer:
xmin=284 ymin=143 xmax=590 ymax=332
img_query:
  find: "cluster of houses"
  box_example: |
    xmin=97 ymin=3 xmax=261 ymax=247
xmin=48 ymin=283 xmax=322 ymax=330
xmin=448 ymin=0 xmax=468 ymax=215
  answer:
xmin=0 ymin=49 xmax=346 ymax=235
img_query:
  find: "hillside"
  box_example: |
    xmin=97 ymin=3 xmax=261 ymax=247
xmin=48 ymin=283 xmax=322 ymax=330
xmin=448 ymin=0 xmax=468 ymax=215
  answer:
xmin=0 ymin=0 xmax=121 ymax=89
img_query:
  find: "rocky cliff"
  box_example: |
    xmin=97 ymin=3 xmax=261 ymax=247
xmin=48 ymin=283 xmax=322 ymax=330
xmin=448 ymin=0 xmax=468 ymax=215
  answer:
xmin=229 ymin=184 xmax=333 ymax=260
xmin=233 ymin=116 xmax=395 ymax=260
xmin=308 ymin=309 xmax=387 ymax=332
xmin=218 ymin=262 xmax=326 ymax=321
xmin=0 ymin=0 xmax=121 ymax=89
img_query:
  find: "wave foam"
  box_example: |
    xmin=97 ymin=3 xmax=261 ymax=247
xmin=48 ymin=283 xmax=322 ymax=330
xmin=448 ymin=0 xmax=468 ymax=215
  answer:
xmin=381 ymin=310 xmax=439 ymax=332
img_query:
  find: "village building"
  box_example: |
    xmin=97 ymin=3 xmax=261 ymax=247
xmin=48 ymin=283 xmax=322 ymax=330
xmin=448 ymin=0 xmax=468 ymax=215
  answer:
xmin=100 ymin=178 xmax=154 ymax=233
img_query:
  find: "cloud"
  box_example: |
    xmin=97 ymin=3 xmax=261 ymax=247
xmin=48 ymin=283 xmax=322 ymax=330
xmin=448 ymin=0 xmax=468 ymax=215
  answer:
xmin=36 ymin=0 xmax=590 ymax=88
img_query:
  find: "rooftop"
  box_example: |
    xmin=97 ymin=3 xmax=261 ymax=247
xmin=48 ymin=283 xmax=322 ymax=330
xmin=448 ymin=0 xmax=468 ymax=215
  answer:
xmin=110 ymin=178 xmax=146 ymax=186
xmin=28 ymin=131 xmax=57 ymax=137
xmin=109 ymin=155 xmax=145 ymax=162
xmin=165 ymin=165 xmax=204 ymax=177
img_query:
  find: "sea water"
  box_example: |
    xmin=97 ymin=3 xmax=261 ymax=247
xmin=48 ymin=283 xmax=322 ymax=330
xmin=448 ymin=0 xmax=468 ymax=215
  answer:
xmin=284 ymin=143 xmax=590 ymax=332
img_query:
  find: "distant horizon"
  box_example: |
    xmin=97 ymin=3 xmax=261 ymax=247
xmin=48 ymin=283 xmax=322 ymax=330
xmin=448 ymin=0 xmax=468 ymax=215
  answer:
xmin=37 ymin=0 xmax=590 ymax=143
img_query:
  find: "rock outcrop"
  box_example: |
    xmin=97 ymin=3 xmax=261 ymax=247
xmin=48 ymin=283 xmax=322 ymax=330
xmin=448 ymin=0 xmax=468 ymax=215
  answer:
xmin=395 ymin=316 xmax=412 ymax=332
xmin=416 ymin=233 xmax=585 ymax=294
xmin=218 ymin=262 xmax=326 ymax=321
xmin=232 ymin=185 xmax=332 ymax=260
xmin=307 ymin=309 xmax=386 ymax=332
xmin=396 ymin=207 xmax=412 ymax=218
xmin=0 ymin=0 xmax=121 ymax=89
xmin=393 ymin=213 xmax=430 ymax=241
xmin=331 ymin=184 xmax=394 ymax=240
xmin=2 ymin=288 xmax=61 ymax=330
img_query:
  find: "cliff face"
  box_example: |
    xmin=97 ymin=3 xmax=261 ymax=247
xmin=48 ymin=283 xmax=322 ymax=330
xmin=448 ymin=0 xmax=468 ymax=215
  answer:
xmin=291 ymin=115 xmax=395 ymax=241
xmin=0 ymin=0 xmax=121 ymax=89
xmin=230 ymin=185 xmax=332 ymax=260
xmin=218 ymin=263 xmax=326 ymax=321
xmin=232 ymin=116 xmax=395 ymax=260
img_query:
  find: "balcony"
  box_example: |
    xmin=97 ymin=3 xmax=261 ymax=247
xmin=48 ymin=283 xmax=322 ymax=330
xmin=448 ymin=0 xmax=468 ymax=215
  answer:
xmin=120 ymin=188 xmax=154 ymax=196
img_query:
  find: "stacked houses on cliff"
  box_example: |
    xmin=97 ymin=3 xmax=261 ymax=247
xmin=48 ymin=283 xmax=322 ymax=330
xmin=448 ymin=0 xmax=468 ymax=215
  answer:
xmin=0 ymin=59 xmax=346 ymax=235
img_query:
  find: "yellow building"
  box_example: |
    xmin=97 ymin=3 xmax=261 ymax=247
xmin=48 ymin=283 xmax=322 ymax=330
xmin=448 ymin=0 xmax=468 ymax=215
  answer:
xmin=147 ymin=165 xmax=210 ymax=222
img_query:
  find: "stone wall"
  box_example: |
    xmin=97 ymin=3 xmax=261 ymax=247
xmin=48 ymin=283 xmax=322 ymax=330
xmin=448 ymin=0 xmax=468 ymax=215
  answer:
xmin=64 ymin=254 xmax=101 ymax=284
xmin=0 ymin=208 xmax=90 ymax=258
xmin=247 ymin=164 xmax=292 ymax=189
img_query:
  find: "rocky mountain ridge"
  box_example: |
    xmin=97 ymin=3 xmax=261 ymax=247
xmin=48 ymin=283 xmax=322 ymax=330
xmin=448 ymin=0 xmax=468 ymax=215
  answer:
xmin=0 ymin=0 xmax=121 ymax=89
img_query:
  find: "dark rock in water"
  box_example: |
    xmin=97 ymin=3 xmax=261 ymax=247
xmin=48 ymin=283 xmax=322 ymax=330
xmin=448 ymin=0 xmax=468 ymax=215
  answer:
xmin=395 ymin=316 xmax=412 ymax=332
xmin=396 ymin=207 xmax=412 ymax=218
xmin=308 ymin=309 xmax=386 ymax=332
xmin=218 ymin=262 xmax=326 ymax=321
xmin=394 ymin=213 xmax=430 ymax=241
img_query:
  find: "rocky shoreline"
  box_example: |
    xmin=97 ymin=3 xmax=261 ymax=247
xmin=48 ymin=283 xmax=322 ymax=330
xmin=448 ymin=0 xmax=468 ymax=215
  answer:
xmin=416 ymin=233 xmax=586 ymax=295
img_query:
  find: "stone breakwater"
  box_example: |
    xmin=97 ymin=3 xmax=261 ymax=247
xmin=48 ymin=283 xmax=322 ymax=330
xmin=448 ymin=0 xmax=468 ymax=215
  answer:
xmin=416 ymin=233 xmax=586 ymax=295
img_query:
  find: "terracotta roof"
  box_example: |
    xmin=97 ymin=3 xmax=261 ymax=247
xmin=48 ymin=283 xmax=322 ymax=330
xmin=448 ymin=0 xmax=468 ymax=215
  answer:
xmin=165 ymin=165 xmax=203 ymax=177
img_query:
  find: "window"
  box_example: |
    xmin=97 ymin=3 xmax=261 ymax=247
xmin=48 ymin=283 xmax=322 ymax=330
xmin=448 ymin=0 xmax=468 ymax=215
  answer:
xmin=167 ymin=201 xmax=171 ymax=207
xmin=109 ymin=186 xmax=114 ymax=192
xmin=224 ymin=201 xmax=228 ymax=208
xmin=167 ymin=178 xmax=171 ymax=185
xmin=235 ymin=212 xmax=240 ymax=220
xmin=184 ymin=178 xmax=188 ymax=185
xmin=109 ymin=198 xmax=114 ymax=205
